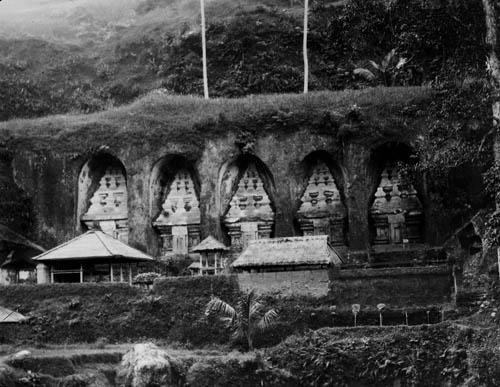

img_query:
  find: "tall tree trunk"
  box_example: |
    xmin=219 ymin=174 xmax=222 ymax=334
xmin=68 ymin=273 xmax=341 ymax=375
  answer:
xmin=247 ymin=331 xmax=253 ymax=351
xmin=247 ymin=314 xmax=253 ymax=350
xmin=482 ymin=0 xmax=500 ymax=275
xmin=303 ymin=0 xmax=309 ymax=93
xmin=200 ymin=0 xmax=209 ymax=99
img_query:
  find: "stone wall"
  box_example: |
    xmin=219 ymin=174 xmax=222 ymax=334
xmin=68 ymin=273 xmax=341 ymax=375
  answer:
xmin=235 ymin=266 xmax=454 ymax=305
xmin=330 ymin=265 xmax=454 ymax=307
xmin=237 ymin=270 xmax=331 ymax=297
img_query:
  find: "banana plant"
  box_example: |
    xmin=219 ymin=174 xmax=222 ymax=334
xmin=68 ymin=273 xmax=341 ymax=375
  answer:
xmin=205 ymin=290 xmax=279 ymax=351
xmin=354 ymin=49 xmax=409 ymax=86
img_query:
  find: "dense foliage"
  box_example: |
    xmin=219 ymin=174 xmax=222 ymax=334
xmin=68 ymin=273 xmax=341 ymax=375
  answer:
xmin=186 ymin=357 xmax=298 ymax=387
xmin=267 ymin=324 xmax=479 ymax=387
xmin=0 ymin=279 xmax=446 ymax=349
xmin=162 ymin=0 xmax=486 ymax=95
xmin=0 ymin=279 xmax=241 ymax=346
xmin=0 ymin=0 xmax=488 ymax=121
xmin=411 ymin=80 xmax=493 ymax=237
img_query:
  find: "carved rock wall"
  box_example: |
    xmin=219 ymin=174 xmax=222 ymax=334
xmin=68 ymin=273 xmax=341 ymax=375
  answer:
xmin=7 ymin=128 xmax=477 ymax=262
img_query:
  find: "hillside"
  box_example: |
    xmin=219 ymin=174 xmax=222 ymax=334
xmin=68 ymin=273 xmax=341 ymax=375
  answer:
xmin=0 ymin=0 xmax=485 ymax=121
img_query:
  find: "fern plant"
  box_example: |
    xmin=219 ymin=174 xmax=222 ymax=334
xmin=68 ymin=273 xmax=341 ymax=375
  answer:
xmin=205 ymin=289 xmax=279 ymax=350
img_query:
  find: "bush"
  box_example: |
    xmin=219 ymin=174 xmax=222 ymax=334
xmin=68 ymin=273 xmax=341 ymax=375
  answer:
xmin=467 ymin=348 xmax=500 ymax=386
xmin=186 ymin=357 xmax=298 ymax=387
xmin=133 ymin=272 xmax=162 ymax=285
xmin=266 ymin=324 xmax=471 ymax=387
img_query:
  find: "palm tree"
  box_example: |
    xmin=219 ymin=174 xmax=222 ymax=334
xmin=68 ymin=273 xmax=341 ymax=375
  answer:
xmin=200 ymin=0 xmax=209 ymax=99
xmin=303 ymin=0 xmax=309 ymax=93
xmin=205 ymin=290 xmax=279 ymax=351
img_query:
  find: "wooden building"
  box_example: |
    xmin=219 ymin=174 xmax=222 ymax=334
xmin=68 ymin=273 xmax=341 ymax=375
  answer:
xmin=0 ymin=306 xmax=27 ymax=323
xmin=33 ymin=230 xmax=154 ymax=284
xmin=231 ymin=235 xmax=343 ymax=273
xmin=0 ymin=224 xmax=45 ymax=285
xmin=188 ymin=236 xmax=228 ymax=275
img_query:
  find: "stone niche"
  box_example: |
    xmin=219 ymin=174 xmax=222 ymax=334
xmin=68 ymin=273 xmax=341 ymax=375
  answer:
xmin=296 ymin=162 xmax=346 ymax=245
xmin=79 ymin=154 xmax=129 ymax=243
xmin=370 ymin=164 xmax=423 ymax=245
xmin=81 ymin=167 xmax=128 ymax=242
xmin=152 ymin=169 xmax=201 ymax=256
xmin=223 ymin=162 xmax=275 ymax=250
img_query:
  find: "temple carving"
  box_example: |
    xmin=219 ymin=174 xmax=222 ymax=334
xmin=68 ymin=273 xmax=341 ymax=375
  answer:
xmin=223 ymin=163 xmax=274 ymax=249
xmin=81 ymin=167 xmax=129 ymax=242
xmin=152 ymin=169 xmax=201 ymax=255
xmin=370 ymin=165 xmax=423 ymax=245
xmin=296 ymin=162 xmax=346 ymax=245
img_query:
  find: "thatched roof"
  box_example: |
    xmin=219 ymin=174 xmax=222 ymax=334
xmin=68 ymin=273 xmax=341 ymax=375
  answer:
xmin=232 ymin=236 xmax=343 ymax=268
xmin=33 ymin=230 xmax=154 ymax=262
xmin=0 ymin=306 xmax=27 ymax=323
xmin=0 ymin=225 xmax=45 ymax=269
xmin=192 ymin=236 xmax=228 ymax=252
xmin=0 ymin=224 xmax=45 ymax=252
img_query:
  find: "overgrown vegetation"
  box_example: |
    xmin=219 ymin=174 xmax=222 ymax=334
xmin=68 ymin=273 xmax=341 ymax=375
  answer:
xmin=0 ymin=87 xmax=430 ymax=153
xmin=0 ymin=278 xmax=449 ymax=349
xmin=266 ymin=323 xmax=499 ymax=387
xmin=0 ymin=0 xmax=488 ymax=121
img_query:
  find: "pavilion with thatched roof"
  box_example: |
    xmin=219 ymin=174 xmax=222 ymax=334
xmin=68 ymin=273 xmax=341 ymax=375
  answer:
xmin=231 ymin=235 xmax=343 ymax=273
xmin=0 ymin=224 xmax=45 ymax=285
xmin=188 ymin=236 xmax=228 ymax=275
xmin=33 ymin=230 xmax=154 ymax=284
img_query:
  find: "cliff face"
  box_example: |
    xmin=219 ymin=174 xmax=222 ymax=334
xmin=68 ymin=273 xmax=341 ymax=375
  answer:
xmin=0 ymin=87 xmax=485 ymax=256
xmin=0 ymin=148 xmax=32 ymax=236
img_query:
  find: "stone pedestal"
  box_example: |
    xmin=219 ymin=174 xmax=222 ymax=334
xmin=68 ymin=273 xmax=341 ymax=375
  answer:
xmin=227 ymin=224 xmax=243 ymax=250
xmin=36 ymin=263 xmax=50 ymax=284
xmin=156 ymin=224 xmax=201 ymax=255
xmin=405 ymin=213 xmax=422 ymax=243
xmin=372 ymin=216 xmax=390 ymax=244
xmin=226 ymin=221 xmax=273 ymax=250
xmin=330 ymin=219 xmax=345 ymax=246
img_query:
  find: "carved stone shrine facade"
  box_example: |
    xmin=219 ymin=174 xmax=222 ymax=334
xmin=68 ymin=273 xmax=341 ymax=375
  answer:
xmin=81 ymin=167 xmax=129 ymax=243
xmin=370 ymin=165 xmax=423 ymax=245
xmin=152 ymin=169 xmax=201 ymax=255
xmin=223 ymin=163 xmax=274 ymax=250
xmin=296 ymin=162 xmax=346 ymax=245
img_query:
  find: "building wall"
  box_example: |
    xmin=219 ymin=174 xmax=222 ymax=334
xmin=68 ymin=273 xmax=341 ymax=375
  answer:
xmin=237 ymin=269 xmax=330 ymax=297
xmin=330 ymin=266 xmax=454 ymax=307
